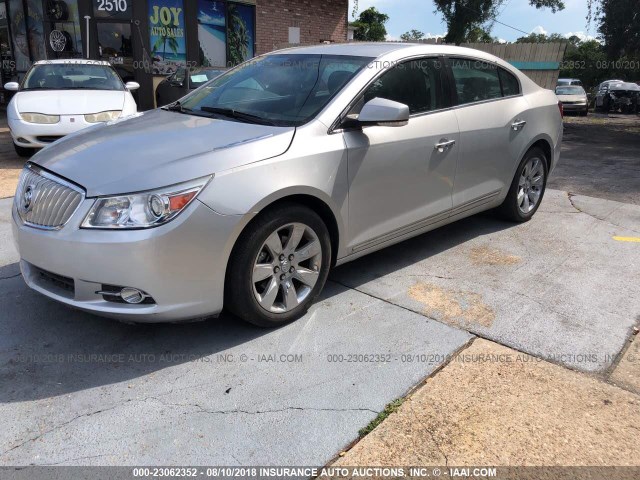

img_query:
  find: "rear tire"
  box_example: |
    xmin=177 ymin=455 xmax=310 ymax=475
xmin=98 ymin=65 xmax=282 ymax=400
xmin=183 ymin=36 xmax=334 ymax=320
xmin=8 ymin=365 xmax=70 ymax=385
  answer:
xmin=14 ymin=144 xmax=35 ymax=158
xmin=225 ymin=203 xmax=332 ymax=328
xmin=496 ymin=147 xmax=548 ymax=223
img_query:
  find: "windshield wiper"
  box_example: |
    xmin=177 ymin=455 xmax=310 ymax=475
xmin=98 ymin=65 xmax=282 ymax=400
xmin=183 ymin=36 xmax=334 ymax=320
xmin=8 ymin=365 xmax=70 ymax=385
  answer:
xmin=199 ymin=106 xmax=276 ymax=126
xmin=163 ymin=101 xmax=192 ymax=114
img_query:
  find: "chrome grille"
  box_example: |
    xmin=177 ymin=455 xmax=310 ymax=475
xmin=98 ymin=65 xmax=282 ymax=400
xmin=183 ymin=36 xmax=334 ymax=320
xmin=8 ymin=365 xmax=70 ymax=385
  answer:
xmin=15 ymin=164 xmax=84 ymax=229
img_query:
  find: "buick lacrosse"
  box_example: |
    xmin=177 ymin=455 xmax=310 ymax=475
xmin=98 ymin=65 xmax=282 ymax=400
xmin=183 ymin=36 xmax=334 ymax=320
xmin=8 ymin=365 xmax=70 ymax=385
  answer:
xmin=12 ymin=43 xmax=562 ymax=327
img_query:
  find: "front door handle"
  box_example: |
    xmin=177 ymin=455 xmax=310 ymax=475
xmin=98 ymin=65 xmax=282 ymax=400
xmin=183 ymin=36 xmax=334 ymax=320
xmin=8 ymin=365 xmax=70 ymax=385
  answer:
xmin=511 ymin=120 xmax=527 ymax=131
xmin=434 ymin=139 xmax=456 ymax=153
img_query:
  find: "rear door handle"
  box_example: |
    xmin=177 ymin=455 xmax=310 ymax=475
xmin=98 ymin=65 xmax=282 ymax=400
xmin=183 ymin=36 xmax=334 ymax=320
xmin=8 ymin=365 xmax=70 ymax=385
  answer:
xmin=511 ymin=120 xmax=527 ymax=131
xmin=434 ymin=139 xmax=456 ymax=153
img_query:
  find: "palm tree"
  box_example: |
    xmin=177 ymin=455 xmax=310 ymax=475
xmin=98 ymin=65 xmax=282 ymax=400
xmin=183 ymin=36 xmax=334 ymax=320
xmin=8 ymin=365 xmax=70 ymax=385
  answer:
xmin=153 ymin=34 xmax=179 ymax=61
xmin=227 ymin=4 xmax=250 ymax=65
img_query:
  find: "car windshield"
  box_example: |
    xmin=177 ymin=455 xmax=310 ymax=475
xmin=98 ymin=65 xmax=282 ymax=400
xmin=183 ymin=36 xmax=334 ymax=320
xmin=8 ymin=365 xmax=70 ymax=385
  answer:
xmin=190 ymin=69 xmax=226 ymax=88
xmin=177 ymin=54 xmax=373 ymax=127
xmin=22 ymin=63 xmax=124 ymax=91
xmin=556 ymin=86 xmax=585 ymax=95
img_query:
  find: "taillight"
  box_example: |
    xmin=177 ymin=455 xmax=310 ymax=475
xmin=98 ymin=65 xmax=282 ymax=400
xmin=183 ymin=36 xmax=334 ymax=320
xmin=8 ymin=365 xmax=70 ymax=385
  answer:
xmin=558 ymin=101 xmax=564 ymax=118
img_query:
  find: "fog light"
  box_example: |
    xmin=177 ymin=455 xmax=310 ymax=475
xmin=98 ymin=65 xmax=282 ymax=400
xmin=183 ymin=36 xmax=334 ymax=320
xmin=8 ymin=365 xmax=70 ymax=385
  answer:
xmin=121 ymin=287 xmax=145 ymax=304
xmin=97 ymin=284 xmax=155 ymax=304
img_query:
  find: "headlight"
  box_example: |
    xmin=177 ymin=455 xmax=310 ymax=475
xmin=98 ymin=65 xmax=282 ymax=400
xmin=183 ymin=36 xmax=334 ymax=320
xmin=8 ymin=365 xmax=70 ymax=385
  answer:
xmin=81 ymin=176 xmax=212 ymax=229
xmin=85 ymin=111 xmax=122 ymax=123
xmin=20 ymin=112 xmax=60 ymax=124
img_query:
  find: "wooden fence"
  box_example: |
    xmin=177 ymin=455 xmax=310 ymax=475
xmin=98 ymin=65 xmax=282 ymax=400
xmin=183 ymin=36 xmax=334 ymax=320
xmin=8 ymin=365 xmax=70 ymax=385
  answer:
xmin=456 ymin=42 xmax=568 ymax=89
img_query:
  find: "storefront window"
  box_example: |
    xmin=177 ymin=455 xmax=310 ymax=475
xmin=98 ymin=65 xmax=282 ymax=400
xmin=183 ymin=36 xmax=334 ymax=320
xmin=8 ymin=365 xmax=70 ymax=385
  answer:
xmin=0 ymin=2 xmax=14 ymax=86
xmin=45 ymin=0 xmax=83 ymax=58
xmin=8 ymin=0 xmax=29 ymax=70
xmin=226 ymin=2 xmax=254 ymax=66
xmin=148 ymin=0 xmax=186 ymax=74
xmin=197 ymin=0 xmax=225 ymax=68
xmin=26 ymin=1 xmax=45 ymax=61
xmin=97 ymin=22 xmax=133 ymax=81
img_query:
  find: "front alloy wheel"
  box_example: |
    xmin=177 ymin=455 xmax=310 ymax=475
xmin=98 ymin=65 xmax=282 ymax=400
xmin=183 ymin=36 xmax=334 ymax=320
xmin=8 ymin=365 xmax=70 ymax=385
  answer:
xmin=252 ymin=223 xmax=322 ymax=314
xmin=225 ymin=203 xmax=331 ymax=327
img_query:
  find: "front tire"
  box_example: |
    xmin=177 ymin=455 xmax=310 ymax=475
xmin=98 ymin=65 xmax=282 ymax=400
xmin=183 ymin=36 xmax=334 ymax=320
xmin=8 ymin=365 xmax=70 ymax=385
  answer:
xmin=225 ymin=203 xmax=332 ymax=327
xmin=14 ymin=144 xmax=35 ymax=158
xmin=496 ymin=147 xmax=548 ymax=222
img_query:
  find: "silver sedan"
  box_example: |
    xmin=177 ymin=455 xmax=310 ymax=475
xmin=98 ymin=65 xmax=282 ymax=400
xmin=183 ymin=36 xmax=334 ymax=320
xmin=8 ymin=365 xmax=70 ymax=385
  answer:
xmin=12 ymin=43 xmax=563 ymax=326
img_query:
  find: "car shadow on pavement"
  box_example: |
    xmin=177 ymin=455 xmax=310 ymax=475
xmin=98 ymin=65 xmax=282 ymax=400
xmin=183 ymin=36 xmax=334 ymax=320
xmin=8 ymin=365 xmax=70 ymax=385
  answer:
xmin=0 ymin=213 xmax=514 ymax=404
xmin=329 ymin=212 xmax=514 ymax=289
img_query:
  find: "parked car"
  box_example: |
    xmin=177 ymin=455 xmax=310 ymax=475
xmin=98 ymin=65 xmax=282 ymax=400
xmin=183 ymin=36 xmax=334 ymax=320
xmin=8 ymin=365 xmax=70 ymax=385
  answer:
xmin=11 ymin=44 xmax=563 ymax=326
xmin=555 ymin=85 xmax=589 ymax=116
xmin=4 ymin=60 xmax=139 ymax=157
xmin=155 ymin=67 xmax=226 ymax=106
xmin=595 ymin=80 xmax=640 ymax=113
xmin=557 ymin=78 xmax=583 ymax=86
xmin=593 ymin=79 xmax=624 ymax=110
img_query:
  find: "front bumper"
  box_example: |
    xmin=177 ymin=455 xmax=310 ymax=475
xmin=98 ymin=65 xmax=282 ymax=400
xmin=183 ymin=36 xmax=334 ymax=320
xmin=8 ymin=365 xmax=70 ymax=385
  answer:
xmin=8 ymin=115 xmax=104 ymax=149
xmin=12 ymin=198 xmax=245 ymax=322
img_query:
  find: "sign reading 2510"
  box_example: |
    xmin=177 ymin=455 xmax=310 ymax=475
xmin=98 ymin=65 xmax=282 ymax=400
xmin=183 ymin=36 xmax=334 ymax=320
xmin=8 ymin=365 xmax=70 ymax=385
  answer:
xmin=94 ymin=0 xmax=132 ymax=20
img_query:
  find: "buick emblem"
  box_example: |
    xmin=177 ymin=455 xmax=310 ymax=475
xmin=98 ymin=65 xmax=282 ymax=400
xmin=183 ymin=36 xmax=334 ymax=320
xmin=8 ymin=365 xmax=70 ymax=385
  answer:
xmin=22 ymin=185 xmax=35 ymax=213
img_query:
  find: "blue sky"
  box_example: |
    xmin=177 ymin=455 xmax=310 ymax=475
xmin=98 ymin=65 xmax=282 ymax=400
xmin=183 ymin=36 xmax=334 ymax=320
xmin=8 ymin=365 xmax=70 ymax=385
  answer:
xmin=348 ymin=0 xmax=596 ymax=42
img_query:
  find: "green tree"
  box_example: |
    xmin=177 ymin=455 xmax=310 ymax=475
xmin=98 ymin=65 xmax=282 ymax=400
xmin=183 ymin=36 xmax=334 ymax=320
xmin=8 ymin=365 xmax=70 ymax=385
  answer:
xmin=400 ymin=29 xmax=425 ymax=42
xmin=465 ymin=25 xmax=495 ymax=43
xmin=353 ymin=0 xmax=565 ymax=45
xmin=560 ymin=39 xmax=607 ymax=90
xmin=350 ymin=7 xmax=389 ymax=42
xmin=435 ymin=0 xmax=565 ymax=45
xmin=591 ymin=0 xmax=640 ymax=57
xmin=515 ymin=32 xmax=567 ymax=43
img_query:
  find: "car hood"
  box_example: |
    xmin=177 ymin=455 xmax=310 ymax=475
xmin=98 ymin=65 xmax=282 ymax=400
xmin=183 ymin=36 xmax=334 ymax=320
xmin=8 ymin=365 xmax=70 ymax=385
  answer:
xmin=32 ymin=109 xmax=296 ymax=196
xmin=15 ymin=90 xmax=126 ymax=115
xmin=557 ymin=94 xmax=587 ymax=102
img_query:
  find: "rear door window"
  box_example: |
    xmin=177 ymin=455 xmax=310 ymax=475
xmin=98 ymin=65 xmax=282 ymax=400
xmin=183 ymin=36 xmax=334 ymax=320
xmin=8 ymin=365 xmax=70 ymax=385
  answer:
xmin=450 ymin=58 xmax=502 ymax=105
xmin=498 ymin=68 xmax=520 ymax=97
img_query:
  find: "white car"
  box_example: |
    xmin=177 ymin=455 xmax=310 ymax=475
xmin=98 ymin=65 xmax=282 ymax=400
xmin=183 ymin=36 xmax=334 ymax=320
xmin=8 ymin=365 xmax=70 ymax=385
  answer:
xmin=5 ymin=60 xmax=139 ymax=157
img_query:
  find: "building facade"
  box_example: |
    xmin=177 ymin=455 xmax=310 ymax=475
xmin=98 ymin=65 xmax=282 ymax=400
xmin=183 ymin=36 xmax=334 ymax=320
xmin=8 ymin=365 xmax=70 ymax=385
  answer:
xmin=0 ymin=0 xmax=348 ymax=109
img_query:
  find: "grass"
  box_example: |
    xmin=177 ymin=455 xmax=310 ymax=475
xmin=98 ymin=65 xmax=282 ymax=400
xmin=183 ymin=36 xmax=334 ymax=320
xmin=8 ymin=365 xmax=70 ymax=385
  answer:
xmin=358 ymin=398 xmax=405 ymax=438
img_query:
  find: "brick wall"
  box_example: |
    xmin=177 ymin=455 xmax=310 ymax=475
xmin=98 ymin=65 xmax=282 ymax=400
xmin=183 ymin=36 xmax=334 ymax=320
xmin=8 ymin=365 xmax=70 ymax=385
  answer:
xmin=255 ymin=0 xmax=348 ymax=55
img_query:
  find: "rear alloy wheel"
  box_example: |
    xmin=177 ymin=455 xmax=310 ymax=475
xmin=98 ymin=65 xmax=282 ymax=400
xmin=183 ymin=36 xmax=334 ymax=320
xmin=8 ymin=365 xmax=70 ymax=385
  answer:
xmin=497 ymin=147 xmax=548 ymax=222
xmin=225 ymin=204 xmax=331 ymax=327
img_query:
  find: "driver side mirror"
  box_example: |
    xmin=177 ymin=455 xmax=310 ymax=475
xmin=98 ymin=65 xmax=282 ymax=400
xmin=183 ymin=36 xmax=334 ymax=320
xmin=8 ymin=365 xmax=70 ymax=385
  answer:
xmin=4 ymin=82 xmax=19 ymax=91
xmin=125 ymin=81 xmax=140 ymax=91
xmin=349 ymin=97 xmax=410 ymax=128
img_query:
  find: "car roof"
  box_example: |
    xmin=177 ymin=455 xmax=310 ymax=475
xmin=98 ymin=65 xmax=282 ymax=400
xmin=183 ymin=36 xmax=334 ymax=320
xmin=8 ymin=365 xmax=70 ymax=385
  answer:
xmin=269 ymin=42 xmax=510 ymax=60
xmin=270 ymin=42 xmax=412 ymax=57
xmin=33 ymin=59 xmax=112 ymax=66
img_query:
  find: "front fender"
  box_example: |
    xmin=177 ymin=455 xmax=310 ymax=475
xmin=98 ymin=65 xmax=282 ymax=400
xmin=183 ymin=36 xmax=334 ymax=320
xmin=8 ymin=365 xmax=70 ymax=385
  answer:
xmin=197 ymin=122 xmax=350 ymax=255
